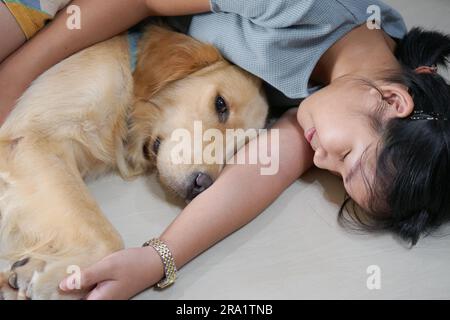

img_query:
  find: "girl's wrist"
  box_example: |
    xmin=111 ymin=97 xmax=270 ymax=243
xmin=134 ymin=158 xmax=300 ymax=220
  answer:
xmin=140 ymin=245 xmax=166 ymax=287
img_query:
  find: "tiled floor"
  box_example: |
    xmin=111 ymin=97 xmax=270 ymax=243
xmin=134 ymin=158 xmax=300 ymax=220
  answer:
xmin=3 ymin=0 xmax=450 ymax=300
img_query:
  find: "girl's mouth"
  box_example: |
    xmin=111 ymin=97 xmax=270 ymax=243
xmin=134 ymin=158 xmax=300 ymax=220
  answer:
xmin=305 ymin=127 xmax=316 ymax=144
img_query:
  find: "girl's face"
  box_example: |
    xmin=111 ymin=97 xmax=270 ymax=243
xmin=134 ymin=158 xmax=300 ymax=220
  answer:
xmin=297 ymin=76 xmax=401 ymax=209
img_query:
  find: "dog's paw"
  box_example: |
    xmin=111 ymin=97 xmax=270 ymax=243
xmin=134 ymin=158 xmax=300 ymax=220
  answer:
xmin=0 ymin=271 xmax=18 ymax=300
xmin=0 ymin=257 xmax=45 ymax=300
xmin=0 ymin=257 xmax=85 ymax=300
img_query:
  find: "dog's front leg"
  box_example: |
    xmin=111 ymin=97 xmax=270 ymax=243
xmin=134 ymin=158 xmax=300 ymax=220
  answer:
xmin=0 ymin=137 xmax=124 ymax=300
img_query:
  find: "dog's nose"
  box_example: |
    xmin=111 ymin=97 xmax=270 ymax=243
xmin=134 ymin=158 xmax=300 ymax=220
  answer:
xmin=186 ymin=172 xmax=214 ymax=200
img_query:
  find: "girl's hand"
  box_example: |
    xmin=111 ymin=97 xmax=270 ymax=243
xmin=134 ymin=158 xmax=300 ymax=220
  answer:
xmin=59 ymin=247 xmax=164 ymax=300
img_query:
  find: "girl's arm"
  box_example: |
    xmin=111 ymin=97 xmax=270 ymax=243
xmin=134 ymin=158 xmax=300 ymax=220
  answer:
xmin=60 ymin=108 xmax=314 ymax=300
xmin=0 ymin=1 xmax=26 ymax=62
xmin=0 ymin=0 xmax=211 ymax=124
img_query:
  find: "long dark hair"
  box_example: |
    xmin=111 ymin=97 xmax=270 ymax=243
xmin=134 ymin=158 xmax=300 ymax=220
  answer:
xmin=339 ymin=27 xmax=450 ymax=246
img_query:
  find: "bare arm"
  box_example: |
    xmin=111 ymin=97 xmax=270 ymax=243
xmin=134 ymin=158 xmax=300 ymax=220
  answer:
xmin=0 ymin=0 xmax=211 ymax=124
xmin=0 ymin=1 xmax=26 ymax=62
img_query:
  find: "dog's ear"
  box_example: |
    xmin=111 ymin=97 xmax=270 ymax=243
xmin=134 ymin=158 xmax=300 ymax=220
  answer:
xmin=133 ymin=25 xmax=223 ymax=100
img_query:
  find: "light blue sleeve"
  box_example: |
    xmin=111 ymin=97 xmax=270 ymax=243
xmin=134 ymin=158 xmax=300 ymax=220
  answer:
xmin=209 ymin=0 xmax=321 ymax=28
xmin=194 ymin=0 xmax=407 ymax=101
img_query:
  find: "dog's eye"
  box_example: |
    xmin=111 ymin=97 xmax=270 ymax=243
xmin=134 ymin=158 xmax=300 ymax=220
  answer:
xmin=153 ymin=137 xmax=161 ymax=155
xmin=215 ymin=96 xmax=229 ymax=123
xmin=143 ymin=141 xmax=151 ymax=160
xmin=143 ymin=137 xmax=161 ymax=160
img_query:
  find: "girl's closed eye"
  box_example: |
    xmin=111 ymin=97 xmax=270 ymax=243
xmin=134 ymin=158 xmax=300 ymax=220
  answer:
xmin=340 ymin=151 xmax=351 ymax=162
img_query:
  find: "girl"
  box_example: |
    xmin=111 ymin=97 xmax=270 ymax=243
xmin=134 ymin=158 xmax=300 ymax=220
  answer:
xmin=1 ymin=0 xmax=449 ymax=299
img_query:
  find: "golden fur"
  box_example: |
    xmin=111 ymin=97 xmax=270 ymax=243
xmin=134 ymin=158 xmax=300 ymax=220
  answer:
xmin=0 ymin=25 xmax=268 ymax=299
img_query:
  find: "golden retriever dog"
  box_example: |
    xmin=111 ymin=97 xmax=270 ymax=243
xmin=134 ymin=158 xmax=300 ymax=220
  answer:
xmin=0 ymin=24 xmax=268 ymax=299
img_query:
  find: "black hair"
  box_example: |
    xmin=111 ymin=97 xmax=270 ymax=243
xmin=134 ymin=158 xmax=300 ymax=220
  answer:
xmin=338 ymin=27 xmax=450 ymax=246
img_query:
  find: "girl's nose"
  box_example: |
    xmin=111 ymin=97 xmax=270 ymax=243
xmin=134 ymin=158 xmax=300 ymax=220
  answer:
xmin=313 ymin=147 xmax=329 ymax=169
xmin=314 ymin=146 xmax=344 ymax=174
xmin=315 ymin=147 xmax=327 ymax=160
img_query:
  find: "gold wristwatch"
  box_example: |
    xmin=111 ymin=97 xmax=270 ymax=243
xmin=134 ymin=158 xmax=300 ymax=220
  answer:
xmin=142 ymin=238 xmax=177 ymax=289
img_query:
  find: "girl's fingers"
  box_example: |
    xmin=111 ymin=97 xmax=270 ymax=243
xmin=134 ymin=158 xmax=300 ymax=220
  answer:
xmin=59 ymin=259 xmax=114 ymax=291
xmin=85 ymin=281 xmax=122 ymax=300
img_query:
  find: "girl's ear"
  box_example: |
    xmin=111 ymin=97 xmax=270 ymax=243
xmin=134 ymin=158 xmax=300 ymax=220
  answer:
xmin=133 ymin=25 xmax=223 ymax=100
xmin=378 ymin=84 xmax=415 ymax=118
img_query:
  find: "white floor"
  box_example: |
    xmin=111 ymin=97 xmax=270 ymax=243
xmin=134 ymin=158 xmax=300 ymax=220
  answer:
xmin=91 ymin=0 xmax=450 ymax=300
xmin=3 ymin=0 xmax=450 ymax=300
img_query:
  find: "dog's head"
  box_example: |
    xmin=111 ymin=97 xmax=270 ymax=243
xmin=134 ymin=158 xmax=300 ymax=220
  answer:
xmin=127 ymin=26 xmax=269 ymax=201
